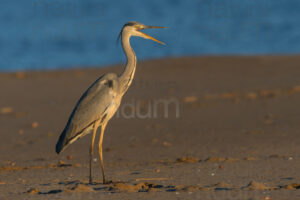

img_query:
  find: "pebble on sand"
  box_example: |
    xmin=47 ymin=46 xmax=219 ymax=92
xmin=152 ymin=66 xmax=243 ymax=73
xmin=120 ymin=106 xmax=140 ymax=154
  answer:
xmin=183 ymin=96 xmax=198 ymax=103
xmin=213 ymin=182 xmax=232 ymax=190
xmin=66 ymin=184 xmax=94 ymax=193
xmin=245 ymin=181 xmax=272 ymax=190
xmin=0 ymin=107 xmax=13 ymax=114
xmin=244 ymin=156 xmax=257 ymax=161
xmin=67 ymin=155 xmax=72 ymax=160
xmin=32 ymin=122 xmax=39 ymax=128
xmin=205 ymin=157 xmax=226 ymax=162
xmin=177 ymin=157 xmax=199 ymax=163
xmin=162 ymin=141 xmax=171 ymax=147
xmin=27 ymin=188 xmax=39 ymax=194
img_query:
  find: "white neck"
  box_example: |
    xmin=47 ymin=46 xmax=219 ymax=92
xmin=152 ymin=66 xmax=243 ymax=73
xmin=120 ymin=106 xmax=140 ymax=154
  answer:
xmin=119 ymin=31 xmax=137 ymax=94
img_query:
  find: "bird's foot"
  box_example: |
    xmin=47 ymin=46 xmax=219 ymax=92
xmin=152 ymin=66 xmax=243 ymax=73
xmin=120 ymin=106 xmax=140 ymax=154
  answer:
xmin=102 ymin=179 xmax=113 ymax=184
xmin=89 ymin=178 xmax=94 ymax=185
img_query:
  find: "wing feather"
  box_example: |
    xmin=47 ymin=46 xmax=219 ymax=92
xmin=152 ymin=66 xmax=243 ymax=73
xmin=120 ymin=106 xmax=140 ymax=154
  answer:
xmin=56 ymin=73 xmax=118 ymax=153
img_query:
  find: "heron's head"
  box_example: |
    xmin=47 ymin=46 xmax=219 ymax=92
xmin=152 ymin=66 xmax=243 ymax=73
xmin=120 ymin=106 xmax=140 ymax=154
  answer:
xmin=119 ymin=21 xmax=166 ymax=45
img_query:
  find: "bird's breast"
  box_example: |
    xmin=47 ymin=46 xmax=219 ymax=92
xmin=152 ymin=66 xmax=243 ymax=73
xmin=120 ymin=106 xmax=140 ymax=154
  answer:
xmin=101 ymin=94 xmax=122 ymax=124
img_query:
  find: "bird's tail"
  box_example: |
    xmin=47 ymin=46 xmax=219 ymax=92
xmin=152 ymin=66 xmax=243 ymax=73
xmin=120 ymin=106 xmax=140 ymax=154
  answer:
xmin=55 ymin=128 xmax=68 ymax=154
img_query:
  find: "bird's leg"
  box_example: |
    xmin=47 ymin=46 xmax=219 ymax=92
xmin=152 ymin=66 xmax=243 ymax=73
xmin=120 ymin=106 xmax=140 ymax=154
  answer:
xmin=98 ymin=122 xmax=107 ymax=184
xmin=89 ymin=120 xmax=100 ymax=184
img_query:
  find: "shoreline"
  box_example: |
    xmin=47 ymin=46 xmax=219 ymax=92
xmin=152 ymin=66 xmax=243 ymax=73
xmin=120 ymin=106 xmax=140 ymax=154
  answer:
xmin=1 ymin=54 xmax=300 ymax=73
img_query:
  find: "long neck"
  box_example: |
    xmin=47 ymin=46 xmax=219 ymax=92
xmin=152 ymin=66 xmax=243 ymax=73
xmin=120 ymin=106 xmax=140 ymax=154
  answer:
xmin=119 ymin=32 xmax=137 ymax=94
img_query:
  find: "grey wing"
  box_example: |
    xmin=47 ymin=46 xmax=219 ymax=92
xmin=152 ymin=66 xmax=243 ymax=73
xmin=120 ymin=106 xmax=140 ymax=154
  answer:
xmin=56 ymin=73 xmax=118 ymax=153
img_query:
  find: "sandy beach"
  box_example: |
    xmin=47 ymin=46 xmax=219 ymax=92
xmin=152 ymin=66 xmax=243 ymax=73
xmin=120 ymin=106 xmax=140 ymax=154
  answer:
xmin=0 ymin=56 xmax=299 ymax=199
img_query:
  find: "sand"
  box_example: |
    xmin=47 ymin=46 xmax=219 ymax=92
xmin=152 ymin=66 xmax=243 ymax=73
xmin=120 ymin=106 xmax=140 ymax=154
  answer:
xmin=0 ymin=56 xmax=299 ymax=199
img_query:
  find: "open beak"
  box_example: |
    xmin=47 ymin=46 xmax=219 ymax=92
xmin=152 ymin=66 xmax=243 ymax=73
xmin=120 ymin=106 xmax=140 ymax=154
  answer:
xmin=139 ymin=25 xmax=167 ymax=45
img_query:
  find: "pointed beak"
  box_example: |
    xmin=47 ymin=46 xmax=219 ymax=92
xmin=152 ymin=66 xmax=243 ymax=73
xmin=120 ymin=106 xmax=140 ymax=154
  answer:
xmin=144 ymin=25 xmax=167 ymax=29
xmin=138 ymin=25 xmax=167 ymax=45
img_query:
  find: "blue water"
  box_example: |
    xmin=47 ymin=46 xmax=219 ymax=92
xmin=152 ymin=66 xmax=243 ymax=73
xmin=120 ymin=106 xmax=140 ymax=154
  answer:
xmin=1 ymin=0 xmax=300 ymax=71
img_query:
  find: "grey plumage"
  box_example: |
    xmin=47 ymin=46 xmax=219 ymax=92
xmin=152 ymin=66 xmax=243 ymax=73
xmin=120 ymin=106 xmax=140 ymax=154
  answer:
xmin=56 ymin=74 xmax=117 ymax=153
xmin=55 ymin=21 xmax=166 ymax=184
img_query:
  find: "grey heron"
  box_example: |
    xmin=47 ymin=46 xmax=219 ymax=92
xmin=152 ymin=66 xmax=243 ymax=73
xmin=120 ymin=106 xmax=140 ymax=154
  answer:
xmin=55 ymin=21 xmax=166 ymax=184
